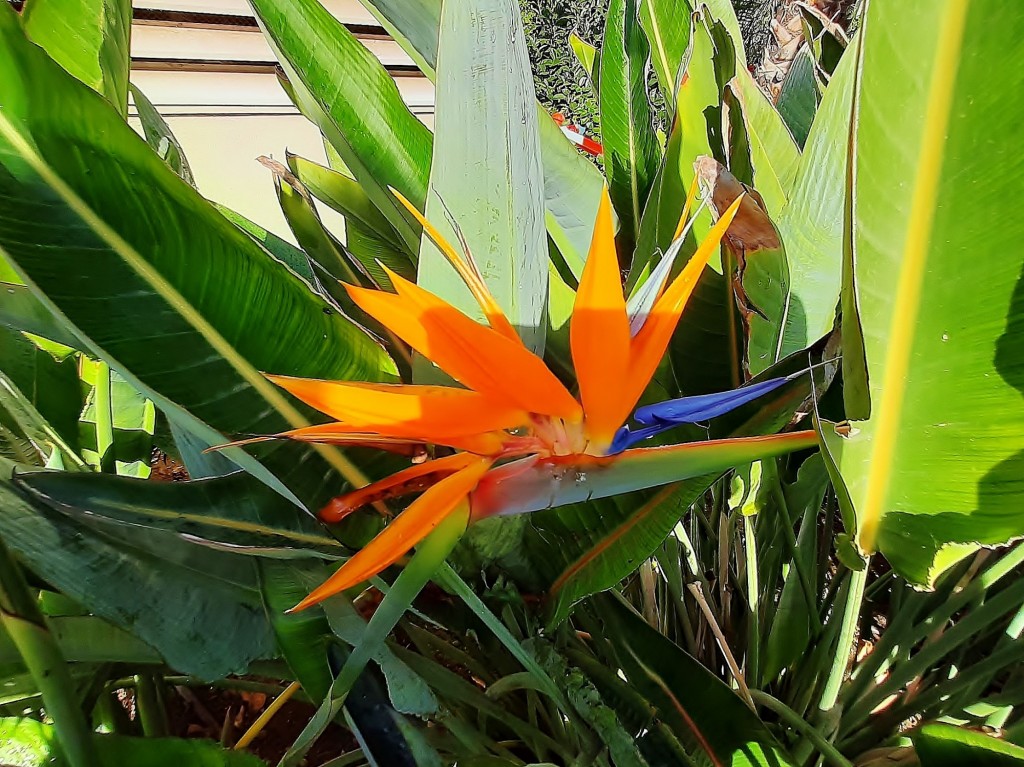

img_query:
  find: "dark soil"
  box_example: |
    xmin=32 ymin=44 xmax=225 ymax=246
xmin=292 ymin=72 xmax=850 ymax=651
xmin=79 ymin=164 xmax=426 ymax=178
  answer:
xmin=163 ymin=682 xmax=359 ymax=765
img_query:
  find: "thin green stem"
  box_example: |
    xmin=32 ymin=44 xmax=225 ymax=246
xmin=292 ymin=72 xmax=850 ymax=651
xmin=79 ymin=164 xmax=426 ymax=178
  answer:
xmin=436 ymin=562 xmax=566 ymax=708
xmin=280 ymin=507 xmax=470 ymax=767
xmin=92 ymin=689 xmax=131 ymax=735
xmin=655 ymin=548 xmax=699 ymax=656
xmin=0 ymin=537 xmax=98 ymax=766
xmin=639 ymin=560 xmax=659 ymax=629
xmin=844 ymin=573 xmax=1024 ymax=730
xmin=845 ymin=543 xmax=1024 ymax=706
xmin=134 ymin=674 xmax=168 ymax=737
xmin=819 ymin=564 xmax=867 ymax=713
xmin=750 ymin=690 xmax=853 ymax=767
xmin=840 ymin=640 xmax=1024 ymax=755
xmin=93 ymin=361 xmax=115 ymax=473
xmin=769 ymin=479 xmax=823 ymax=633
xmin=743 ymin=514 xmax=760 ymax=685
xmin=818 ymin=491 xmax=837 ymax=588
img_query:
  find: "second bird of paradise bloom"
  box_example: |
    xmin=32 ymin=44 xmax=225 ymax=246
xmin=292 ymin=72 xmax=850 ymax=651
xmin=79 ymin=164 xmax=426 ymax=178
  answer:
xmin=245 ymin=180 xmax=805 ymax=612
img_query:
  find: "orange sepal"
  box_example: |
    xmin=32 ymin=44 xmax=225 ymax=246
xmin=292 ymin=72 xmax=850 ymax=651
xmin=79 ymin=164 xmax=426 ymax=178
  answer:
xmin=246 ymin=420 xmax=508 ymax=457
xmin=265 ymin=376 xmax=527 ymax=439
xmin=570 ymin=187 xmax=631 ymax=450
xmin=346 ymin=273 xmax=582 ymax=421
xmin=619 ymin=194 xmax=745 ymax=419
xmin=671 ymin=174 xmax=703 ymax=242
xmin=320 ymin=452 xmax=480 ymax=522
xmin=389 ymin=188 xmax=519 ymax=343
xmin=290 ymin=456 xmax=493 ymax=611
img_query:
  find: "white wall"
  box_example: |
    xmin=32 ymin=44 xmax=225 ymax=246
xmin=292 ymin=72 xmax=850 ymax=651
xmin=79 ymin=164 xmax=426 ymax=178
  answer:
xmin=132 ymin=0 xmax=380 ymax=23
xmin=128 ymin=2 xmax=434 ymax=241
xmin=133 ymin=111 xmax=343 ymax=236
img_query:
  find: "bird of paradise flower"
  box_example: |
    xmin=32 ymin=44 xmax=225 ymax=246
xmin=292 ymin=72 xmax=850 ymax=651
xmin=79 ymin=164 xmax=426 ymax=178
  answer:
xmin=234 ymin=180 xmax=815 ymax=611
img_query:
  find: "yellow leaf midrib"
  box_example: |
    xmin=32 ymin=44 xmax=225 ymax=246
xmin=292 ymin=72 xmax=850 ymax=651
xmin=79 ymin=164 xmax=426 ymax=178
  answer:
xmin=856 ymin=0 xmax=971 ymax=553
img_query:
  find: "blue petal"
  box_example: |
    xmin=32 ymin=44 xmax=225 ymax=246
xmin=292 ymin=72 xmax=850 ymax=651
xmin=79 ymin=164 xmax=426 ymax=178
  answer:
xmin=609 ymin=423 xmax=664 ymax=453
xmin=634 ymin=374 xmax=799 ymax=425
xmin=608 ymin=372 xmax=804 ymax=454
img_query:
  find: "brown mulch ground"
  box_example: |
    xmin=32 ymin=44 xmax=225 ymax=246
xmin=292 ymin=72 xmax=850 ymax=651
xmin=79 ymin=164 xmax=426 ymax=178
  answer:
xmin=164 ymin=683 xmax=357 ymax=765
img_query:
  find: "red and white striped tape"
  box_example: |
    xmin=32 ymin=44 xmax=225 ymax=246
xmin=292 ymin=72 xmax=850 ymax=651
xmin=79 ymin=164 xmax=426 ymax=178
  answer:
xmin=552 ymin=112 xmax=603 ymax=157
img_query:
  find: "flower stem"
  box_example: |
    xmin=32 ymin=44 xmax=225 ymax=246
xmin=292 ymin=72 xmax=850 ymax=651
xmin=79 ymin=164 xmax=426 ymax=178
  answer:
xmin=819 ymin=563 xmax=867 ymax=713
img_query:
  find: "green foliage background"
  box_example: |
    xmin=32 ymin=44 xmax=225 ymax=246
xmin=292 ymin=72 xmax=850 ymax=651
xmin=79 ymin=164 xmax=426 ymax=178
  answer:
xmin=520 ymin=0 xmax=608 ymax=132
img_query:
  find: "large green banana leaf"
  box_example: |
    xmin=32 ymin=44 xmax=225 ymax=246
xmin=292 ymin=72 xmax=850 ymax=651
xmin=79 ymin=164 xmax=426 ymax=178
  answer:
xmin=286 ymin=153 xmax=408 ymax=259
xmin=0 ymin=7 xmax=394 ymax=509
xmin=78 ymin=361 xmax=155 ymax=477
xmin=774 ymin=41 xmax=859 ymax=359
xmin=351 ymin=0 xmax=604 ymax=269
xmin=728 ymin=67 xmax=800 ymax=218
xmin=129 ymin=84 xmax=195 ymax=186
xmin=640 ymin=0 xmax=693 ymax=107
xmin=777 ymin=46 xmax=820 ymax=148
xmin=0 ymin=459 xmax=276 ymax=679
xmin=251 ymin=0 xmax=430 ymax=253
xmin=416 ymin=0 xmax=548 ymax=355
xmin=701 ymin=0 xmax=747 ymax=67
xmin=0 ymin=615 xmax=161 ymax=669
xmin=632 ymin=8 xmax=726 ymax=282
xmin=825 ymin=1 xmax=1024 ymax=584
xmin=915 ymin=723 xmax=1024 ymax=767
xmin=634 ymin=12 xmax=745 ymax=398
xmin=16 ymin=468 xmax=344 ymax=559
xmin=0 ymin=283 xmax=85 ymax=350
xmin=0 ymin=326 xmax=83 ymax=459
xmin=599 ymin=0 xmax=660 ymax=246
xmin=356 ymin=0 xmax=440 ymax=76
xmin=21 ymin=0 xmax=131 ymax=116
xmin=0 ymin=369 xmax=84 ymax=470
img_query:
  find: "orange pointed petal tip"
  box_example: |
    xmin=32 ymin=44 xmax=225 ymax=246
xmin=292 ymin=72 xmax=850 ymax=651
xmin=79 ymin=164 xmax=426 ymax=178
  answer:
xmin=289 ymin=456 xmax=492 ymax=612
xmin=345 ymin=273 xmax=582 ymax=422
xmin=617 ymin=193 xmax=746 ymax=428
xmin=571 ymin=185 xmax=631 ymax=449
xmin=672 ymin=174 xmax=703 ymax=242
xmin=264 ymin=374 xmax=528 ymax=439
xmin=388 ymin=187 xmax=519 ymax=343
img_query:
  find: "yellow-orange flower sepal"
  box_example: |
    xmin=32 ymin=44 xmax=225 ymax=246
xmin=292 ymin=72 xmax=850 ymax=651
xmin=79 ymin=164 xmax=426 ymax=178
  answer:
xmin=289 ymin=455 xmax=492 ymax=612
